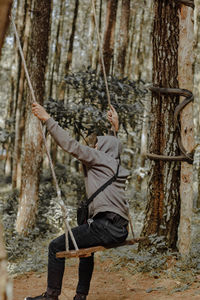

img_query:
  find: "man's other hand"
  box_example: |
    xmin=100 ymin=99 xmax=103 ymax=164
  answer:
xmin=107 ymin=105 xmax=119 ymax=132
xmin=32 ymin=103 xmax=50 ymax=122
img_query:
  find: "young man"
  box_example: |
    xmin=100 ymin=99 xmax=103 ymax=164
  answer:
xmin=25 ymin=103 xmax=130 ymax=300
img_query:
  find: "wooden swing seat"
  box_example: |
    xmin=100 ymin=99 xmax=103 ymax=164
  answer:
xmin=56 ymin=237 xmax=145 ymax=258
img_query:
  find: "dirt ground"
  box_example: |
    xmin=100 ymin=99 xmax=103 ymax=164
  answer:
xmin=13 ymin=256 xmax=200 ymax=300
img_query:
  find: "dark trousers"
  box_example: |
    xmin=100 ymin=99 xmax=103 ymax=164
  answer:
xmin=47 ymin=213 xmax=128 ymax=296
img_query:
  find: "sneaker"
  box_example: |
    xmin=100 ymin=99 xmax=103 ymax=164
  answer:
xmin=24 ymin=292 xmax=58 ymax=300
xmin=73 ymin=294 xmax=86 ymax=300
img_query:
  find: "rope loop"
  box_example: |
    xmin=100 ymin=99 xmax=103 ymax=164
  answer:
xmin=146 ymin=86 xmax=194 ymax=164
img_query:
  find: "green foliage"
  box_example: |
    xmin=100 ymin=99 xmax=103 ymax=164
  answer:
xmin=0 ymin=127 xmax=10 ymax=143
xmin=0 ymin=118 xmax=15 ymax=150
xmin=45 ymin=69 xmax=147 ymax=136
xmin=0 ymin=188 xmax=55 ymax=261
xmin=0 ymin=162 xmax=86 ymax=263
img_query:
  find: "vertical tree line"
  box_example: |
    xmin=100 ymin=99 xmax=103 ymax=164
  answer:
xmin=12 ymin=0 xmax=31 ymax=189
xmin=58 ymin=0 xmax=80 ymax=100
xmin=0 ymin=1 xmax=13 ymax=298
xmin=5 ymin=0 xmax=194 ymax=251
xmin=0 ymin=0 xmax=12 ymax=51
xmin=116 ymin=0 xmax=130 ymax=77
xmin=9 ymin=0 xmax=153 ymax=237
xmin=15 ymin=0 xmax=52 ymax=235
xmin=0 ymin=0 xmax=197 ymax=264
xmin=141 ymin=0 xmax=195 ymax=254
xmin=194 ymin=0 xmax=200 ymax=209
xmin=178 ymin=3 xmax=194 ymax=255
xmin=141 ymin=0 xmax=181 ymax=249
xmin=102 ymin=0 xmax=118 ymax=75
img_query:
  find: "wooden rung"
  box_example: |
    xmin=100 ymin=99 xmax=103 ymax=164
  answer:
xmin=56 ymin=237 xmax=146 ymax=258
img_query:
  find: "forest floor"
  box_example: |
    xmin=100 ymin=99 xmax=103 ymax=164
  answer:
xmin=13 ymin=255 xmax=200 ymax=300
xmin=1 ymin=165 xmax=200 ymax=300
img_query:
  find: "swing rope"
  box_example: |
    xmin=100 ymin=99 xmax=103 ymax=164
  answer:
xmin=91 ymin=0 xmax=111 ymax=109
xmin=91 ymin=0 xmax=135 ymax=239
xmin=11 ymin=15 xmax=78 ymax=252
xmin=11 ymin=0 xmax=135 ymax=258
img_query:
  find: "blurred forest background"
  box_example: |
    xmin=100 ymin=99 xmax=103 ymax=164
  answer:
xmin=1 ymin=0 xmax=200 ymax=299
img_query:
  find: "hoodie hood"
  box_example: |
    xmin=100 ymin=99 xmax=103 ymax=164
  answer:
xmin=97 ymin=136 xmax=122 ymax=159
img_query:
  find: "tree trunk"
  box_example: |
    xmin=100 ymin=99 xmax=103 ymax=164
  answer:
xmin=0 ymin=220 xmax=11 ymax=300
xmin=194 ymin=0 xmax=200 ymax=208
xmin=48 ymin=0 xmax=65 ymax=99
xmin=12 ymin=1 xmax=31 ymax=189
xmin=133 ymin=7 xmax=145 ymax=80
xmin=0 ymin=2 xmax=12 ymax=292
xmin=116 ymin=0 xmax=130 ymax=77
xmin=88 ymin=0 xmax=96 ymax=67
xmin=102 ymin=0 xmax=118 ymax=75
xmin=178 ymin=4 xmax=194 ymax=255
xmin=92 ymin=0 xmax=103 ymax=71
xmin=58 ymin=0 xmax=79 ymax=100
xmin=0 ymin=0 xmax=12 ymax=54
xmin=126 ymin=1 xmax=153 ymax=81
xmin=140 ymin=96 xmax=150 ymax=171
xmin=0 ymin=0 xmax=13 ymax=178
xmin=127 ymin=7 xmax=137 ymax=78
xmin=16 ymin=0 xmax=52 ymax=235
xmin=141 ymin=0 xmax=180 ymax=249
xmin=65 ymin=0 xmax=79 ymax=74
xmin=7 ymin=0 xmax=27 ymax=181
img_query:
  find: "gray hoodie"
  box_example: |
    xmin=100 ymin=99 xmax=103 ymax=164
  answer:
xmin=46 ymin=118 xmax=130 ymax=221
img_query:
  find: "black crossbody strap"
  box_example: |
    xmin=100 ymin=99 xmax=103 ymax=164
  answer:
xmin=86 ymin=162 xmax=120 ymax=207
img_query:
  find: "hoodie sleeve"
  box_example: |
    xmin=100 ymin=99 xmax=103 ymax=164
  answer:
xmin=45 ymin=118 xmax=100 ymax=166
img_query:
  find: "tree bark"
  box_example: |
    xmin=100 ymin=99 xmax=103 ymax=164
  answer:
xmin=126 ymin=1 xmax=153 ymax=81
xmin=58 ymin=0 xmax=79 ymax=100
xmin=0 ymin=220 xmax=11 ymax=300
xmin=133 ymin=7 xmax=145 ymax=80
xmin=12 ymin=1 xmax=31 ymax=189
xmin=194 ymin=0 xmax=200 ymax=208
xmin=0 ymin=1 xmax=12 ymax=292
xmin=102 ymin=0 xmax=118 ymax=75
xmin=127 ymin=7 xmax=137 ymax=78
xmin=88 ymin=0 xmax=96 ymax=68
xmin=178 ymin=4 xmax=194 ymax=255
xmin=141 ymin=0 xmax=180 ymax=249
xmin=140 ymin=96 xmax=150 ymax=168
xmin=92 ymin=0 xmax=103 ymax=71
xmin=116 ymin=0 xmax=130 ymax=77
xmin=48 ymin=0 xmax=65 ymax=99
xmin=16 ymin=0 xmax=52 ymax=235
xmin=0 ymin=0 xmax=13 ymax=178
xmin=65 ymin=0 xmax=79 ymax=74
xmin=0 ymin=0 xmax=12 ymax=55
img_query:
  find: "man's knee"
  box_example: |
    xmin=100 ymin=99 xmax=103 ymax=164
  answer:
xmin=49 ymin=239 xmax=57 ymax=254
xmin=48 ymin=235 xmax=65 ymax=254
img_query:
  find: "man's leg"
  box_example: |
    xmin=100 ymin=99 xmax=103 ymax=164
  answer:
xmin=43 ymin=214 xmax=128 ymax=298
xmin=74 ymin=215 xmax=129 ymax=298
xmin=76 ymin=254 xmax=94 ymax=296
xmin=47 ymin=222 xmax=105 ymax=297
xmin=47 ymin=234 xmax=66 ymax=297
